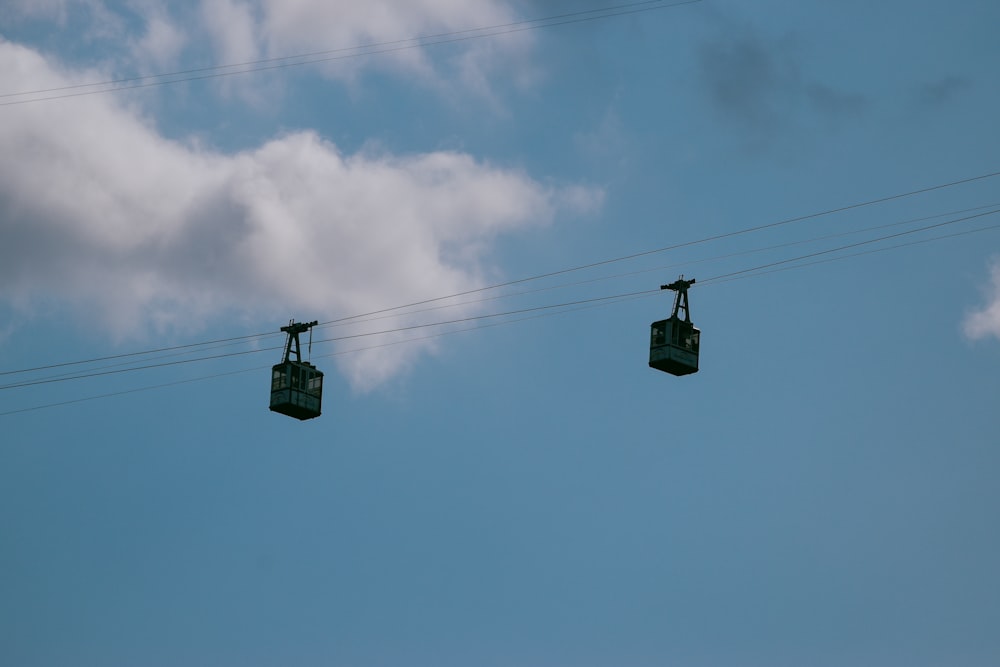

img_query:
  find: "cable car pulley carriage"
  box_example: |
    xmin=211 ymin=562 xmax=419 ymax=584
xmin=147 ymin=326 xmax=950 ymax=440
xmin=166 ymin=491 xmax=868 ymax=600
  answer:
xmin=649 ymin=276 xmax=700 ymax=376
xmin=269 ymin=319 xmax=324 ymax=420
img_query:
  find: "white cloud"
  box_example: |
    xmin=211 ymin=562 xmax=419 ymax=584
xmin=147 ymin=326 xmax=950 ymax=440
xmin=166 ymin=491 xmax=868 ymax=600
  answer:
xmin=964 ymin=260 xmax=1000 ymax=342
xmin=129 ymin=7 xmax=188 ymax=72
xmin=4 ymin=1 xmax=539 ymax=106
xmin=0 ymin=39 xmax=600 ymax=391
xmin=200 ymin=0 xmax=259 ymax=67
xmin=199 ymin=0 xmax=536 ymax=96
xmin=5 ymin=0 xmax=127 ymax=42
xmin=198 ymin=0 xmax=270 ymax=104
xmin=1 ymin=0 xmax=71 ymax=23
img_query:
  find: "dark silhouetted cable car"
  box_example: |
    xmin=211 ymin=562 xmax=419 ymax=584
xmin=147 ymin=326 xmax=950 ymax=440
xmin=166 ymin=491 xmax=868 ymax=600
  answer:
xmin=270 ymin=320 xmax=324 ymax=420
xmin=649 ymin=276 xmax=700 ymax=376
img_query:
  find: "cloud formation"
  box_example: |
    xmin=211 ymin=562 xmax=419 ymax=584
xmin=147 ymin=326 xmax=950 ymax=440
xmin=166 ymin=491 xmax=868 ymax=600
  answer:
xmin=265 ymin=1 xmax=523 ymax=70
xmin=4 ymin=0 xmax=537 ymax=102
xmin=964 ymin=260 xmax=1000 ymax=342
xmin=915 ymin=75 xmax=971 ymax=106
xmin=0 ymin=39 xmax=600 ymax=390
xmin=128 ymin=6 xmax=188 ymax=73
xmin=198 ymin=0 xmax=537 ymax=101
xmin=697 ymin=27 xmax=866 ymax=147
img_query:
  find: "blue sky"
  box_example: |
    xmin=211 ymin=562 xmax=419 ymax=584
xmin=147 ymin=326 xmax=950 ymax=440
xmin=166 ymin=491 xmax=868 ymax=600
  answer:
xmin=2 ymin=1 xmax=1000 ymax=665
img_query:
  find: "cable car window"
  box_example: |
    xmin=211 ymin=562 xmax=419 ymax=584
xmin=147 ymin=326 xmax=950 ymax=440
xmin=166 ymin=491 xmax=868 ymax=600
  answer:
xmin=651 ymin=323 xmax=665 ymax=346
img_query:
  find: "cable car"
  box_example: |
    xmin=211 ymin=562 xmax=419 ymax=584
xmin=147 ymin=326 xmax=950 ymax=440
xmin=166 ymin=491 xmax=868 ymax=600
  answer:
xmin=269 ymin=320 xmax=324 ymax=420
xmin=649 ymin=276 xmax=700 ymax=376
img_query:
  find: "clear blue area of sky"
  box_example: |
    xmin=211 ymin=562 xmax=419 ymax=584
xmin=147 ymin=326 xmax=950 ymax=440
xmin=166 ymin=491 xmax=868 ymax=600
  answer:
xmin=2 ymin=1 xmax=1000 ymax=666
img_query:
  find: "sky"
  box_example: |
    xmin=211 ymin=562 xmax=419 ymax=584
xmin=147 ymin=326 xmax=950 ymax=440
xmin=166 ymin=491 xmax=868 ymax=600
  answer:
xmin=2 ymin=0 xmax=1000 ymax=665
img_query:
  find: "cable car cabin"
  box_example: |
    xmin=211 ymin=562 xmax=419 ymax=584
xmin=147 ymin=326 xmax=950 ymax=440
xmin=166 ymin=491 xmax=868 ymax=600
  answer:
xmin=270 ymin=361 xmax=323 ymax=420
xmin=269 ymin=319 xmax=323 ymax=421
xmin=649 ymin=275 xmax=700 ymax=377
xmin=649 ymin=317 xmax=700 ymax=376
